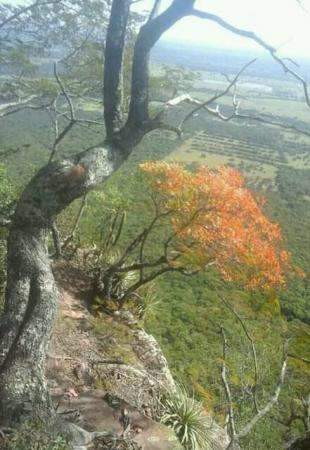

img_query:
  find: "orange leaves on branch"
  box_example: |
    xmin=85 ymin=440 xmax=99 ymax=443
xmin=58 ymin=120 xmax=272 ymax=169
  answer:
xmin=140 ymin=161 xmax=291 ymax=290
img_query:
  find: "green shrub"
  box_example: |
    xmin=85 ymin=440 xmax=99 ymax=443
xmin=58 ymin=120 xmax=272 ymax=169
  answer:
xmin=160 ymin=387 xmax=217 ymax=450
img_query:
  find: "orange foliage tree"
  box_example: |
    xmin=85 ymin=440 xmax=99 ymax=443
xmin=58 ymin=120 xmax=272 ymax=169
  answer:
xmin=140 ymin=161 xmax=290 ymax=290
xmin=91 ymin=161 xmax=291 ymax=308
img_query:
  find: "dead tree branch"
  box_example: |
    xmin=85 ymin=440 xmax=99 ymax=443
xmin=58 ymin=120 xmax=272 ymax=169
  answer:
xmin=220 ymin=326 xmax=237 ymax=443
xmin=179 ymin=59 xmax=257 ymax=131
xmin=222 ymin=298 xmax=260 ymax=413
xmin=191 ymin=8 xmax=310 ymax=109
xmin=0 ymin=97 xmax=52 ymax=119
xmin=219 ymin=322 xmax=289 ymax=447
xmin=49 ymin=63 xmax=77 ymax=162
xmin=237 ymin=341 xmax=288 ymax=439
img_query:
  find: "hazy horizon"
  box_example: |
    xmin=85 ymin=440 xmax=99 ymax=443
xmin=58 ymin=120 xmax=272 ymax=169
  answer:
xmin=7 ymin=0 xmax=310 ymax=59
xmin=135 ymin=0 xmax=310 ymax=59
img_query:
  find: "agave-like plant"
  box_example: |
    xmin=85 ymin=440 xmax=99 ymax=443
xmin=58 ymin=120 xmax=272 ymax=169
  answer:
xmin=160 ymin=387 xmax=218 ymax=450
xmin=135 ymin=282 xmax=160 ymax=321
xmin=94 ymin=248 xmax=139 ymax=303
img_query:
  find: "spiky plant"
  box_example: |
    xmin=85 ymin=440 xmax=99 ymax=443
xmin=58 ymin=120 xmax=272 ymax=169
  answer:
xmin=98 ymin=248 xmax=121 ymax=268
xmin=135 ymin=282 xmax=160 ymax=321
xmin=91 ymin=248 xmax=140 ymax=308
xmin=160 ymin=387 xmax=218 ymax=450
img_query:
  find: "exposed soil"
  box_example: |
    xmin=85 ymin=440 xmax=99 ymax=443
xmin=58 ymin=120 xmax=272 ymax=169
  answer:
xmin=47 ymin=262 xmax=181 ymax=450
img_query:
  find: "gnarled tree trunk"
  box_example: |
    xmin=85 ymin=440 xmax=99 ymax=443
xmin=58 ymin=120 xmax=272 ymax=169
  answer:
xmin=0 ymin=148 xmax=114 ymax=423
xmin=0 ymin=226 xmax=57 ymax=422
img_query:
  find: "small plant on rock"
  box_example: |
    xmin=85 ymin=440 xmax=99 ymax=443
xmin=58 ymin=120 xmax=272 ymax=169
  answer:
xmin=160 ymin=386 xmax=218 ymax=450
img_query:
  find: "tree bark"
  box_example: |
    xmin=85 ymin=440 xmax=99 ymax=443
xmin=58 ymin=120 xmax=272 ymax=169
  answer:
xmin=104 ymin=0 xmax=130 ymax=138
xmin=0 ymin=226 xmax=57 ymax=423
xmin=0 ymin=146 xmax=114 ymax=424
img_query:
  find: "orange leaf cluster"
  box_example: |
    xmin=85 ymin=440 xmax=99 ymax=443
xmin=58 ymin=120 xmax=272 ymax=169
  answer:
xmin=140 ymin=161 xmax=290 ymax=289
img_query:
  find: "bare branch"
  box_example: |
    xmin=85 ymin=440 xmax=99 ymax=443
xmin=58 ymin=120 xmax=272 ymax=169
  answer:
xmin=220 ymin=326 xmax=237 ymax=441
xmin=270 ymin=54 xmax=310 ymax=108
xmin=115 ymin=255 xmax=167 ymax=273
xmin=112 ymin=211 xmax=126 ymax=247
xmin=119 ymin=265 xmax=182 ymax=304
xmin=60 ymin=28 xmax=95 ymax=65
xmin=138 ymin=203 xmax=165 ymax=281
xmin=0 ymin=95 xmax=52 ymax=119
xmin=179 ymin=59 xmax=257 ymax=130
xmin=0 ymin=96 xmax=37 ymax=113
xmin=49 ymin=63 xmax=77 ymax=162
xmin=53 ymin=62 xmax=75 ymax=121
xmin=153 ymin=121 xmax=182 ymax=137
xmin=57 ymin=111 xmax=104 ymax=126
xmin=191 ymin=9 xmax=275 ymax=53
xmin=296 ymin=0 xmax=310 ymax=15
xmin=0 ymin=0 xmax=63 ymax=30
xmin=222 ymin=298 xmax=260 ymax=413
xmin=237 ymin=341 xmax=289 ymax=439
xmin=200 ymin=99 xmax=310 ymax=138
xmin=191 ymin=9 xmax=310 ymax=109
xmin=172 ymin=84 xmax=310 ymax=139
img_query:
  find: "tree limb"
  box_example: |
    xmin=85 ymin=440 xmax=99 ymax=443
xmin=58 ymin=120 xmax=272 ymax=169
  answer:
xmin=179 ymin=59 xmax=257 ymax=130
xmin=0 ymin=0 xmax=63 ymax=30
xmin=191 ymin=9 xmax=275 ymax=53
xmin=116 ymin=255 xmax=167 ymax=273
xmin=53 ymin=62 xmax=75 ymax=121
xmin=203 ymin=104 xmax=310 ymax=138
xmin=222 ymin=298 xmax=260 ymax=413
xmin=237 ymin=341 xmax=289 ymax=439
xmin=0 ymin=96 xmax=52 ymax=119
xmin=49 ymin=63 xmax=77 ymax=162
xmin=124 ymin=0 xmax=195 ymax=130
xmin=220 ymin=326 xmax=237 ymax=441
xmin=191 ymin=8 xmax=310 ymax=109
xmin=104 ymin=0 xmax=131 ymax=138
xmin=119 ymin=265 xmax=183 ymax=304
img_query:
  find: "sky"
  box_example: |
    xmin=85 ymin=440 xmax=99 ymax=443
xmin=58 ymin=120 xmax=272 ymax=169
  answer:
xmin=8 ymin=0 xmax=310 ymax=57
xmin=135 ymin=0 xmax=310 ymax=58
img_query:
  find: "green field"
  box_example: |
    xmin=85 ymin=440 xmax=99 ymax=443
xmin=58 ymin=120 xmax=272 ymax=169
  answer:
xmin=166 ymin=126 xmax=310 ymax=189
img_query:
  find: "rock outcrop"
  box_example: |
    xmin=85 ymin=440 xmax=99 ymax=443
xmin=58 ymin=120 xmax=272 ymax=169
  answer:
xmin=47 ymin=263 xmax=229 ymax=449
